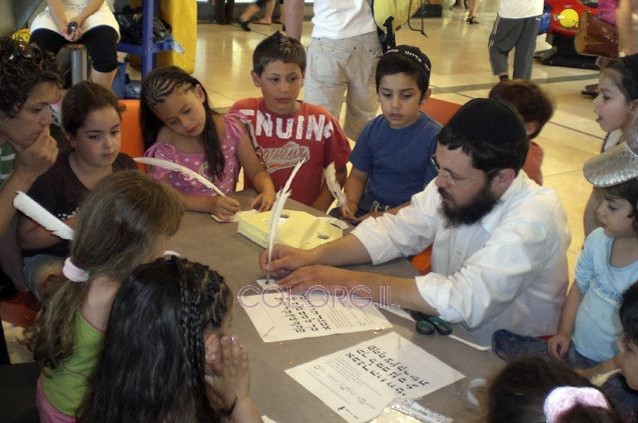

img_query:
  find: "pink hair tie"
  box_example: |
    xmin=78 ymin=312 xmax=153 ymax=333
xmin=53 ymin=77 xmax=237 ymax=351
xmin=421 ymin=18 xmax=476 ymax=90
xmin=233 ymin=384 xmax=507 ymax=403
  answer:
xmin=62 ymin=257 xmax=89 ymax=283
xmin=543 ymin=386 xmax=610 ymax=422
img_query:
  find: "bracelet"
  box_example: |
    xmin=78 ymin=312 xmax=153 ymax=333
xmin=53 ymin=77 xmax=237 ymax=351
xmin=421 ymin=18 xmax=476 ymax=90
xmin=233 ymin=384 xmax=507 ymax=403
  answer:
xmin=220 ymin=396 xmax=238 ymax=416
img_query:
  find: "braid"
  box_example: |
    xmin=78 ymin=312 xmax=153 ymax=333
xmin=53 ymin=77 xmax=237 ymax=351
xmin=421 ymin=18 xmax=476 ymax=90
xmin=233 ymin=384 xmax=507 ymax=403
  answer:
xmin=178 ymin=262 xmax=205 ymax=397
xmin=141 ymin=68 xmax=194 ymax=110
xmin=176 ymin=258 xmax=217 ymax=421
xmin=205 ymin=270 xmax=230 ymax=329
xmin=140 ymin=66 xmax=225 ymax=178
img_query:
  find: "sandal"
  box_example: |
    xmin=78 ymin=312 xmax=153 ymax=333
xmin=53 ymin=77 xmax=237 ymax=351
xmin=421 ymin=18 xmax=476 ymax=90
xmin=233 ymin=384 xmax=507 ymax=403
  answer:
xmin=466 ymin=16 xmax=479 ymax=24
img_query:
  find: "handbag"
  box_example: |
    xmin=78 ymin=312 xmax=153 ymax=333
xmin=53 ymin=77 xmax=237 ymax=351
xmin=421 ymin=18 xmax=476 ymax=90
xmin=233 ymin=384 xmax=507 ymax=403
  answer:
xmin=575 ymin=10 xmax=619 ymax=58
xmin=114 ymin=6 xmax=172 ymax=45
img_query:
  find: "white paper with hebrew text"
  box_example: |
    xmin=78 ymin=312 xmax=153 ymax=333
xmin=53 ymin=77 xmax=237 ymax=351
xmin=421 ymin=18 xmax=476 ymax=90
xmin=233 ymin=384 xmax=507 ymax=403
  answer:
xmin=286 ymin=332 xmax=464 ymax=423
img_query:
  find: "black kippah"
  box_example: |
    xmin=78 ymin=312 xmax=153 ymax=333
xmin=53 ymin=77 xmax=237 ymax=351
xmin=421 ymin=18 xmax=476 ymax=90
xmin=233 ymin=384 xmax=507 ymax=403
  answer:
xmin=447 ymin=98 xmax=527 ymax=146
xmin=385 ymin=45 xmax=431 ymax=76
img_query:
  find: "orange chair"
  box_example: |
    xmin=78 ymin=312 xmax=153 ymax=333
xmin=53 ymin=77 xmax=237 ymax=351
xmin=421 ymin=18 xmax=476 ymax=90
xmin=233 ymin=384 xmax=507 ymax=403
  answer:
xmin=119 ymin=99 xmax=145 ymax=168
xmin=420 ymin=97 xmax=462 ymax=126
xmin=0 ymin=292 xmax=38 ymax=329
xmin=410 ymin=97 xmax=463 ymax=275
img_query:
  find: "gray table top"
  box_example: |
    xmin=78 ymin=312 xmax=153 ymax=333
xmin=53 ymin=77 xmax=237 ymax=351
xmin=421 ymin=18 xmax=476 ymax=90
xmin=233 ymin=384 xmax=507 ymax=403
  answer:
xmin=168 ymin=192 xmax=504 ymax=422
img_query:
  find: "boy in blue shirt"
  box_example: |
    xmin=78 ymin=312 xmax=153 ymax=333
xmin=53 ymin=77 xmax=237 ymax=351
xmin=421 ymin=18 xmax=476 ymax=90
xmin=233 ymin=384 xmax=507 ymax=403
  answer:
xmin=338 ymin=45 xmax=441 ymax=223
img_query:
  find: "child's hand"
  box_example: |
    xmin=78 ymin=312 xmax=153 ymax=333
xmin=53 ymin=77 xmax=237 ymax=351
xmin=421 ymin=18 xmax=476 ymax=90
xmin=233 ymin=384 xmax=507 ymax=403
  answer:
xmin=204 ymin=335 xmax=250 ymax=413
xmin=548 ymin=333 xmax=571 ymax=360
xmin=340 ymin=202 xmax=357 ymax=222
xmin=251 ymin=191 xmax=275 ymax=212
xmin=211 ymin=196 xmax=240 ymax=221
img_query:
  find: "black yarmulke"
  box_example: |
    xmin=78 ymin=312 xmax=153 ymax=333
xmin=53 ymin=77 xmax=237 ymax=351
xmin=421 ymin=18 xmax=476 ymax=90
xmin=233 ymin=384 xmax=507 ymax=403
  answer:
xmin=447 ymin=98 xmax=527 ymax=146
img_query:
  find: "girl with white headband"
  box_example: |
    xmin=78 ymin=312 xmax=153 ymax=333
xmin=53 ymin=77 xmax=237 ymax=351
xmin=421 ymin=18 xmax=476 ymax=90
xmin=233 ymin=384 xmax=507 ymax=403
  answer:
xmin=25 ymin=170 xmax=184 ymax=422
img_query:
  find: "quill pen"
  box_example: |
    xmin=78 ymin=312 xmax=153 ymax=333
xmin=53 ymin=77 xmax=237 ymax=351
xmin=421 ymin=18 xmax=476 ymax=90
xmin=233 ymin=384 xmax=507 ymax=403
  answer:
xmin=324 ymin=162 xmax=347 ymax=206
xmin=134 ymin=157 xmax=226 ymax=197
xmin=267 ymin=161 xmax=304 ymax=276
xmin=14 ymin=191 xmax=74 ymax=240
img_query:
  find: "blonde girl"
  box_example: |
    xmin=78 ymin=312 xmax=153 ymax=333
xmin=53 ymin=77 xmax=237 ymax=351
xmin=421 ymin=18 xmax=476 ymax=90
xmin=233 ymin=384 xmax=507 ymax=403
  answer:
xmin=26 ymin=170 xmax=184 ymax=422
xmin=141 ymin=66 xmax=276 ymax=221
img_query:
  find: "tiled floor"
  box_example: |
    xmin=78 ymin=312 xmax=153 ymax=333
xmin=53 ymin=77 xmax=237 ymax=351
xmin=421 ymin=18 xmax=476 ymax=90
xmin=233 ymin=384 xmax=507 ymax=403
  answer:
xmin=4 ymin=1 xmax=607 ymax=362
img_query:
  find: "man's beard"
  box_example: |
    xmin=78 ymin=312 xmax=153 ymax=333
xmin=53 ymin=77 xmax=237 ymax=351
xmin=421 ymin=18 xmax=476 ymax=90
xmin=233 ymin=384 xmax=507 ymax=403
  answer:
xmin=439 ymin=182 xmax=500 ymax=227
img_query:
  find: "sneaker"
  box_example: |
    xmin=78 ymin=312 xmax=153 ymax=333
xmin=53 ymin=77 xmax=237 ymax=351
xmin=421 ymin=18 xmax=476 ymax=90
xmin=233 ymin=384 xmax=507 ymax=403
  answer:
xmin=238 ymin=19 xmax=251 ymax=32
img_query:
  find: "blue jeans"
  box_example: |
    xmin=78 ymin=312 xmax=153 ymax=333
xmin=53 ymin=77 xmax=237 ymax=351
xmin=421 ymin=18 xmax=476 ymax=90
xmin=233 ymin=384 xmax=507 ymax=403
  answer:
xmin=601 ymin=373 xmax=638 ymax=423
xmin=492 ymin=329 xmax=600 ymax=369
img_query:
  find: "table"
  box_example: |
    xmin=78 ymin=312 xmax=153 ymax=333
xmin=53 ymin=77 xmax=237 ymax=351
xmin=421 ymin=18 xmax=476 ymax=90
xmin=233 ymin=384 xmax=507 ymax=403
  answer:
xmin=169 ymin=191 xmax=504 ymax=422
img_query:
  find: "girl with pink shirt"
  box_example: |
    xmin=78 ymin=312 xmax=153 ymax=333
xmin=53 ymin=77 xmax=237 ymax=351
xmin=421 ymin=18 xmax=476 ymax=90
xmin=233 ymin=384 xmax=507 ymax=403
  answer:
xmin=141 ymin=66 xmax=275 ymax=221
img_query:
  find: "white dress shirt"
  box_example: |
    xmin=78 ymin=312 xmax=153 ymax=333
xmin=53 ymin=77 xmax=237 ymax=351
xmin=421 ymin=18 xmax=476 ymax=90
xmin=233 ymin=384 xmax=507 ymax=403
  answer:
xmin=352 ymin=173 xmax=571 ymax=346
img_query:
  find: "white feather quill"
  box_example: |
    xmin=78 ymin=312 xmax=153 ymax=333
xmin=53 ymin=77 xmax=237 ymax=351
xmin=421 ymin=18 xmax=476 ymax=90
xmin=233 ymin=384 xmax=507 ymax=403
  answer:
xmin=267 ymin=161 xmax=304 ymax=266
xmin=324 ymin=162 xmax=347 ymax=206
xmin=14 ymin=191 xmax=74 ymax=240
xmin=134 ymin=157 xmax=226 ymax=197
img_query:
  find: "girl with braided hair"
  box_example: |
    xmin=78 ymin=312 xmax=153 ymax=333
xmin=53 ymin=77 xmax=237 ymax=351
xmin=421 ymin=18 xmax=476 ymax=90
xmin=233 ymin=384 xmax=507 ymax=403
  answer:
xmin=78 ymin=256 xmax=262 ymax=423
xmin=141 ymin=66 xmax=276 ymax=221
xmin=26 ymin=170 xmax=184 ymax=422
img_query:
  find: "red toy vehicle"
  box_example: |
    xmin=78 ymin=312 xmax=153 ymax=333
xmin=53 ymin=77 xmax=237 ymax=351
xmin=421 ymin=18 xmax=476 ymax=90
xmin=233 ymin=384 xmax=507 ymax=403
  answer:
xmin=537 ymin=0 xmax=599 ymax=68
xmin=543 ymin=0 xmax=598 ymax=36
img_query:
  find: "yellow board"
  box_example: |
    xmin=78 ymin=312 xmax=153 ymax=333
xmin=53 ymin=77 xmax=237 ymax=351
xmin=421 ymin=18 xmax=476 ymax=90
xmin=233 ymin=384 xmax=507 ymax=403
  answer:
xmin=129 ymin=0 xmax=197 ymax=73
xmin=237 ymin=210 xmax=343 ymax=250
xmin=157 ymin=0 xmax=197 ymax=73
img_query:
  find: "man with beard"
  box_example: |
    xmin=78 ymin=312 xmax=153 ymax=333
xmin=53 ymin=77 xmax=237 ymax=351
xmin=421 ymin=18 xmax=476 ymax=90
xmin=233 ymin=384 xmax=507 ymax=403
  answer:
xmin=259 ymin=98 xmax=571 ymax=346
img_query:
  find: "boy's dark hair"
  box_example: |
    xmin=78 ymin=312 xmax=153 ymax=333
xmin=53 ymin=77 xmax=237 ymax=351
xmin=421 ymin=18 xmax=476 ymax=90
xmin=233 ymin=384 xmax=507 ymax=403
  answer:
xmin=253 ymin=31 xmax=306 ymax=75
xmin=488 ymin=79 xmax=554 ymax=140
xmin=594 ymin=178 xmax=638 ymax=233
xmin=439 ymin=98 xmax=529 ymax=176
xmin=487 ymin=357 xmax=621 ymax=423
xmin=62 ymin=81 xmax=123 ymax=136
xmin=0 ymin=37 xmax=60 ymax=118
xmin=621 ymin=282 xmax=638 ymax=345
xmin=375 ymin=45 xmax=431 ymax=99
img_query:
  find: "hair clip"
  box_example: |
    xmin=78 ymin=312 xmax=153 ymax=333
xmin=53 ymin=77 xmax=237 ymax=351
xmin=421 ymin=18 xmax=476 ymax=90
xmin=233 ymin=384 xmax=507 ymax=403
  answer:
xmin=543 ymin=386 xmax=609 ymax=422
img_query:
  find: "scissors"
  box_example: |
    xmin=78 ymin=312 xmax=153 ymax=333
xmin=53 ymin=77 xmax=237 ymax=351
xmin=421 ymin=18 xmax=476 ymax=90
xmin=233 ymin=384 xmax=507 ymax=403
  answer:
xmin=408 ymin=310 xmax=453 ymax=336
